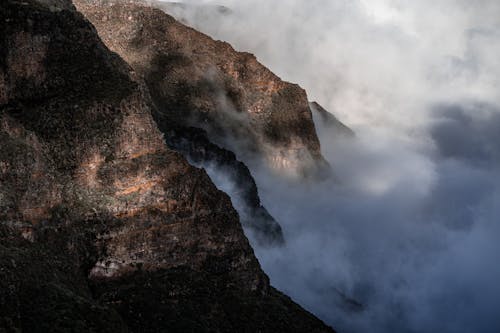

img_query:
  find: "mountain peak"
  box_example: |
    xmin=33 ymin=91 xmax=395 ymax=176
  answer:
xmin=0 ymin=0 xmax=334 ymax=331
xmin=74 ymin=0 xmax=329 ymax=178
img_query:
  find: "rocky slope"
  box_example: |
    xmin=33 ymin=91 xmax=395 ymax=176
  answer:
xmin=74 ymin=0 xmax=287 ymax=244
xmin=0 ymin=0 xmax=333 ymax=331
xmin=166 ymin=126 xmax=284 ymax=247
xmin=73 ymin=0 xmax=329 ymax=179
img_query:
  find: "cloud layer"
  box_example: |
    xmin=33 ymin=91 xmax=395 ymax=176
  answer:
xmin=159 ymin=1 xmax=500 ymax=332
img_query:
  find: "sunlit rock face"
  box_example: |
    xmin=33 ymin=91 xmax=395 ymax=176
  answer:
xmin=0 ymin=1 xmax=334 ymax=331
xmin=74 ymin=0 xmax=329 ymax=179
xmin=74 ymin=0 xmax=290 ymax=244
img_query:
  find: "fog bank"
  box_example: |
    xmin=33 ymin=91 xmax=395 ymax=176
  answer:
xmin=159 ymin=1 xmax=500 ymax=332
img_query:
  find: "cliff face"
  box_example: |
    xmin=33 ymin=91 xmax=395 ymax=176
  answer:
xmin=166 ymin=126 xmax=284 ymax=246
xmin=73 ymin=0 xmax=329 ymax=178
xmin=0 ymin=1 xmax=333 ymax=331
xmin=73 ymin=0 xmax=288 ymax=244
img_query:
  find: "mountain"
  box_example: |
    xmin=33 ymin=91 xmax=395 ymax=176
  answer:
xmin=148 ymin=1 xmax=232 ymax=24
xmin=73 ymin=0 xmax=330 ymax=179
xmin=165 ymin=126 xmax=285 ymax=246
xmin=0 ymin=0 xmax=334 ymax=331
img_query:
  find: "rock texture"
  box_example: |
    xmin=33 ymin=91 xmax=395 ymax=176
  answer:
xmin=74 ymin=0 xmax=287 ymax=244
xmin=152 ymin=1 xmax=232 ymax=26
xmin=73 ymin=0 xmax=329 ymax=178
xmin=0 ymin=0 xmax=334 ymax=331
xmin=166 ymin=126 xmax=284 ymax=246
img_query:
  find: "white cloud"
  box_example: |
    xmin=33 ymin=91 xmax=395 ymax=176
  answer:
xmin=157 ymin=1 xmax=500 ymax=332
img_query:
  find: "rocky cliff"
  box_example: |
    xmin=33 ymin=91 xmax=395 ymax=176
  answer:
xmin=73 ymin=0 xmax=329 ymax=179
xmin=0 ymin=0 xmax=333 ymax=331
xmin=73 ymin=0 xmax=287 ymax=244
xmin=165 ymin=126 xmax=284 ymax=246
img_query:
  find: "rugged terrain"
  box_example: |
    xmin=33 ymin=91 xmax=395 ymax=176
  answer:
xmin=0 ymin=0 xmax=334 ymax=331
xmin=73 ymin=0 xmax=329 ymax=179
xmin=165 ymin=126 xmax=284 ymax=246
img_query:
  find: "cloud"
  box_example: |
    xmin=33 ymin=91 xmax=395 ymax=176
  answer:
xmin=157 ymin=1 xmax=500 ymax=332
xmin=161 ymin=0 xmax=500 ymax=130
xmin=430 ymin=102 xmax=500 ymax=166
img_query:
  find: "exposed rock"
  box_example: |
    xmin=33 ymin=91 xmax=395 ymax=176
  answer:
xmin=166 ymin=126 xmax=284 ymax=246
xmin=148 ymin=1 xmax=232 ymax=28
xmin=74 ymin=0 xmax=288 ymax=245
xmin=0 ymin=224 xmax=128 ymax=332
xmin=0 ymin=0 xmax=334 ymax=331
xmin=74 ymin=0 xmax=330 ymax=178
xmin=154 ymin=1 xmax=232 ymax=19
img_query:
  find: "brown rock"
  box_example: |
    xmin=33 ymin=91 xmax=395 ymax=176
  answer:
xmin=74 ymin=0 xmax=329 ymax=178
xmin=0 ymin=1 xmax=334 ymax=331
xmin=74 ymin=0 xmax=289 ymax=244
xmin=166 ymin=126 xmax=285 ymax=246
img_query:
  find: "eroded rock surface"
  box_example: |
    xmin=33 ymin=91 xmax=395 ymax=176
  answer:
xmin=74 ymin=0 xmax=289 ymax=244
xmin=74 ymin=0 xmax=329 ymax=178
xmin=166 ymin=126 xmax=284 ymax=246
xmin=0 ymin=0 xmax=334 ymax=331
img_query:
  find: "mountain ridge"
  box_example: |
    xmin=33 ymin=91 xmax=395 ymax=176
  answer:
xmin=0 ymin=0 xmax=335 ymax=331
xmin=73 ymin=0 xmax=330 ymax=179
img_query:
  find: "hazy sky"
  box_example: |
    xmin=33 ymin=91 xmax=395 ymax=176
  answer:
xmin=159 ymin=1 xmax=500 ymax=332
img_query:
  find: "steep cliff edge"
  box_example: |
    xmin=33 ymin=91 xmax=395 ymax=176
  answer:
xmin=166 ymin=126 xmax=284 ymax=246
xmin=74 ymin=0 xmax=287 ymax=244
xmin=73 ymin=0 xmax=329 ymax=179
xmin=0 ymin=1 xmax=333 ymax=331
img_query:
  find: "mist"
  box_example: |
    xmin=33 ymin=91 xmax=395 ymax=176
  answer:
xmin=158 ymin=1 xmax=500 ymax=332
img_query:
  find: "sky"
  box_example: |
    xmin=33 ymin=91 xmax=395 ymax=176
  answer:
xmin=158 ymin=1 xmax=500 ymax=332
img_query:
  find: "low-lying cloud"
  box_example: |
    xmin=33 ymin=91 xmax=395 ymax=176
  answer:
xmin=158 ymin=1 xmax=500 ymax=332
